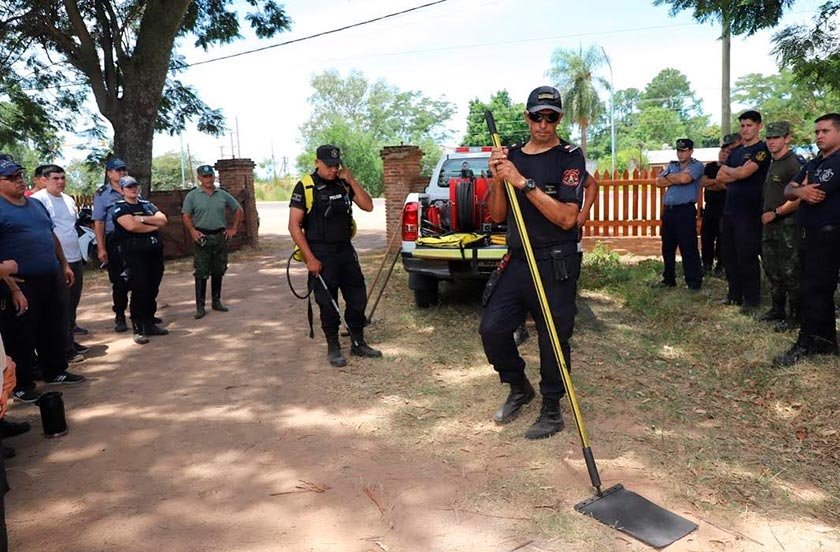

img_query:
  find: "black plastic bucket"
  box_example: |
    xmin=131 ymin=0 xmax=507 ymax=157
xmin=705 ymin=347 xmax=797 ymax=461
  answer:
xmin=35 ymin=391 xmax=68 ymax=438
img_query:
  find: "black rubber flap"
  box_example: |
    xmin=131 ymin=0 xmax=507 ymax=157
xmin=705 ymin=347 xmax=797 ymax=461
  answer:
xmin=575 ymin=484 xmax=698 ymax=549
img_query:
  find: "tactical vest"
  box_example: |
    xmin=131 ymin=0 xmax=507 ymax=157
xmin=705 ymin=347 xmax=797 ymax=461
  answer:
xmin=292 ymin=174 xmax=357 ymax=262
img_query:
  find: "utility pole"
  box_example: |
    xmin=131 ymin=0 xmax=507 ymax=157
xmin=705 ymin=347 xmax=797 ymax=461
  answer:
xmin=270 ymin=140 xmax=278 ymax=186
xmin=602 ymin=46 xmax=616 ymax=178
xmin=178 ymin=133 xmax=186 ymax=188
xmin=721 ymin=16 xmax=732 ymax=135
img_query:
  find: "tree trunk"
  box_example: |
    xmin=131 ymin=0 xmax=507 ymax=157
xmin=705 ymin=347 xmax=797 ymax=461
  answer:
xmin=580 ymin=124 xmax=588 ymax=155
xmin=721 ymin=16 xmax=732 ymax=136
xmin=113 ymin=113 xmax=156 ymax=198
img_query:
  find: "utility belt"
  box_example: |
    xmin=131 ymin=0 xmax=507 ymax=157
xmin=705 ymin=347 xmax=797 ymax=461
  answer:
xmin=663 ymin=203 xmax=695 ymax=211
xmin=484 ymin=243 xmax=577 ymax=307
xmin=196 ymin=227 xmax=225 ymax=235
xmin=309 ymin=241 xmax=353 ymax=254
xmin=119 ymin=233 xmax=163 ymax=255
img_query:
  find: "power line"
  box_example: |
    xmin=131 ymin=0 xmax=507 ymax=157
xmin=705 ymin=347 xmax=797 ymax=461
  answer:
xmin=184 ymin=0 xmax=450 ymax=68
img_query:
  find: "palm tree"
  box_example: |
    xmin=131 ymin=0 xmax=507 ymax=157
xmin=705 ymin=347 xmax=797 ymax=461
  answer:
xmin=545 ymin=45 xmax=609 ymax=154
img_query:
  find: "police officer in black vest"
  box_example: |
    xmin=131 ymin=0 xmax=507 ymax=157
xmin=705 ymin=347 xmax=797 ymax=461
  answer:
xmin=775 ymin=113 xmax=840 ymax=366
xmin=288 ymin=145 xmax=382 ymax=367
xmin=480 ymin=86 xmax=585 ymax=441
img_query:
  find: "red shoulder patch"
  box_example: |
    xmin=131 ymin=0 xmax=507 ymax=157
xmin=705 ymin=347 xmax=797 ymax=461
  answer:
xmin=562 ymin=169 xmax=581 ymax=187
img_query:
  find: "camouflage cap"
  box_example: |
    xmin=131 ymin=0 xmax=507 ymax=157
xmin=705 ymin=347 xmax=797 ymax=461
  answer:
xmin=722 ymin=133 xmax=740 ymax=147
xmin=766 ymin=121 xmax=791 ymax=138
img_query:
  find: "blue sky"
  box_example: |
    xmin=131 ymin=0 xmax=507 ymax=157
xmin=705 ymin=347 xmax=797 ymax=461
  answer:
xmin=74 ymin=0 xmax=826 ymax=170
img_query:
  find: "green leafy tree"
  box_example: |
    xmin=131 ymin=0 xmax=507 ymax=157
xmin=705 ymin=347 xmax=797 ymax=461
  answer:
xmin=773 ymin=2 xmax=840 ymax=94
xmin=732 ymin=69 xmax=840 ymax=145
xmin=654 ymin=0 xmax=795 ymax=134
xmin=151 ymin=151 xmax=188 ymax=190
xmin=546 ymin=45 xmax=608 ymax=153
xmin=297 ymin=70 xmax=455 ymax=196
xmin=463 ymin=90 xmax=530 ymax=146
xmin=0 ymin=1 xmax=291 ymax=195
xmin=641 ymin=68 xmax=703 ymax=123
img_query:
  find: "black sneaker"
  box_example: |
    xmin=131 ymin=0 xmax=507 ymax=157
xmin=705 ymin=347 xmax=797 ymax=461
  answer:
xmin=73 ymin=342 xmax=90 ymax=354
xmin=114 ymin=315 xmax=128 ymax=333
xmin=48 ymin=371 xmax=86 ymax=385
xmin=73 ymin=325 xmax=89 ymax=335
xmin=13 ymin=389 xmax=39 ymax=403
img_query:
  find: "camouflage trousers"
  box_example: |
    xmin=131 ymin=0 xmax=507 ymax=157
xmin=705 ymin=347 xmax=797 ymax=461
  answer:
xmin=761 ymin=220 xmax=800 ymax=301
xmin=193 ymin=233 xmax=229 ymax=279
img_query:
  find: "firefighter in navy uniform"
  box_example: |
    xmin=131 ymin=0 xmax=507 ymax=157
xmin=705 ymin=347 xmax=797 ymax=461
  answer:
xmin=288 ymin=145 xmax=382 ymax=367
xmin=480 ymin=86 xmax=585 ymax=441
xmin=775 ymin=113 xmax=840 ymax=366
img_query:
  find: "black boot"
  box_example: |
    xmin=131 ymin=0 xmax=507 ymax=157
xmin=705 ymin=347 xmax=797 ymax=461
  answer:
xmin=194 ymin=277 xmax=207 ymax=319
xmin=350 ymin=331 xmax=382 ymax=358
xmin=132 ymin=320 xmax=149 ymax=345
xmin=524 ymin=398 xmax=565 ymax=440
xmin=774 ymin=335 xmax=810 ymax=367
xmin=115 ymin=313 xmax=128 ymax=333
xmin=493 ymin=378 xmax=536 ymax=423
xmin=211 ymin=275 xmax=229 ymax=311
xmin=758 ymin=294 xmax=786 ymax=322
xmin=144 ymin=320 xmax=169 ymax=336
xmin=326 ymin=335 xmax=346 ymax=367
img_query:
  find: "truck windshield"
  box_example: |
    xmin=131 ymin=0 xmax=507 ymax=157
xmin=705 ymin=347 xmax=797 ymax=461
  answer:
xmin=437 ymin=157 xmax=491 ymax=187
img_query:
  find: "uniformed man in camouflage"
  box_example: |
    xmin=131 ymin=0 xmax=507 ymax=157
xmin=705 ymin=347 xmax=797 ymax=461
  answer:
xmin=759 ymin=122 xmax=802 ymax=330
xmin=181 ymin=165 xmax=243 ymax=319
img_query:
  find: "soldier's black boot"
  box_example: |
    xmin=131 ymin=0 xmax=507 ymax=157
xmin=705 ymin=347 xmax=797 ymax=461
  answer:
xmin=493 ymin=378 xmax=536 ymax=424
xmin=144 ymin=320 xmax=169 ymax=336
xmin=211 ymin=275 xmax=229 ymax=311
xmin=774 ymin=334 xmax=811 ymax=367
xmin=758 ymin=294 xmax=786 ymax=322
xmin=326 ymin=335 xmax=346 ymax=367
xmin=524 ymin=398 xmax=565 ymax=440
xmin=194 ymin=277 xmax=207 ymax=319
xmin=350 ymin=331 xmax=382 ymax=358
xmin=132 ymin=320 xmax=148 ymax=345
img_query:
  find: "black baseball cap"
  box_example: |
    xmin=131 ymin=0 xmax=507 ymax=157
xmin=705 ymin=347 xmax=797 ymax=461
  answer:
xmin=675 ymin=138 xmax=694 ymax=150
xmin=316 ymin=145 xmax=342 ymax=166
xmin=526 ymin=86 xmax=563 ymax=113
xmin=722 ymin=133 xmax=740 ymax=147
xmin=196 ymin=164 xmax=214 ymax=176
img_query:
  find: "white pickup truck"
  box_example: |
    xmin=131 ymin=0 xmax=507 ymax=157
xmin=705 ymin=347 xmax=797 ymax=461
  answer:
xmin=399 ymin=147 xmax=508 ymax=307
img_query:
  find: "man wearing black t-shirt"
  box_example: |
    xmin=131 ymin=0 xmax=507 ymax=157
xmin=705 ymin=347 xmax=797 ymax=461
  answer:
xmin=775 ymin=113 xmax=840 ymax=366
xmin=716 ymin=111 xmax=771 ymax=313
xmin=481 ymin=86 xmax=585 ymax=441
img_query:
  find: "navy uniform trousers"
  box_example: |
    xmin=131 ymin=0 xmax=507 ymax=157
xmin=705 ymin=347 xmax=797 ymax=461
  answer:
xmin=309 ymin=242 xmax=367 ymax=336
xmin=720 ymin=213 xmax=762 ymax=306
xmin=479 ymin=246 xmax=579 ymax=400
xmin=799 ymin=226 xmax=840 ymax=349
xmin=661 ymin=203 xmax=702 ymax=288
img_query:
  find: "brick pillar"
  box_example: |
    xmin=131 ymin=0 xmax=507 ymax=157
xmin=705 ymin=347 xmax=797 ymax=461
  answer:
xmin=380 ymin=145 xmax=424 ymax=251
xmin=216 ymin=158 xmax=258 ymax=249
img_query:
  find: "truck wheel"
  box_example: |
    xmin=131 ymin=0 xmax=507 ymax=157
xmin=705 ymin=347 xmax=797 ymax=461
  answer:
xmin=414 ymin=286 xmax=439 ymax=308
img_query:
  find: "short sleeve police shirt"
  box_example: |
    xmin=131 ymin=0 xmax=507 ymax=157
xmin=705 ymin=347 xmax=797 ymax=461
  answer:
xmin=723 ymin=141 xmax=771 ymax=216
xmin=793 ymin=150 xmax=840 ymax=229
xmin=506 ymin=142 xmax=585 ymax=250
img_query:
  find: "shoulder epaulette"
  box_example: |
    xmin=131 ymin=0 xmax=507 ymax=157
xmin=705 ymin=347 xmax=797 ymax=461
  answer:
xmin=95 ymin=184 xmax=108 ymax=195
xmin=559 ymin=139 xmax=581 ymax=153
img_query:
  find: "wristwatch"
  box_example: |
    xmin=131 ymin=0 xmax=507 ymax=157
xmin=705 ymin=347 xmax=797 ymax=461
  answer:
xmin=140 ymin=216 xmax=145 ymax=224
xmin=522 ymin=178 xmax=537 ymax=194
xmin=772 ymin=208 xmax=779 ymax=217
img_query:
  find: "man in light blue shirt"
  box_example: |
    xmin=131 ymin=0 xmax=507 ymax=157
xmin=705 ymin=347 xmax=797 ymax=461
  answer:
xmin=653 ymin=138 xmax=705 ymax=291
xmin=92 ymin=158 xmax=130 ymax=332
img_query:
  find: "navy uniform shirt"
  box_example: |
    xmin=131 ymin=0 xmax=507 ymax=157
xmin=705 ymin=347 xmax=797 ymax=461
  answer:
xmin=661 ymin=159 xmax=704 ymax=206
xmin=702 ymin=162 xmax=726 ymax=206
xmin=506 ymin=141 xmax=585 ymax=250
xmin=723 ymin=141 xmax=771 ymax=217
xmin=92 ymin=183 xmax=124 ymax=234
xmin=792 ymin=150 xmax=840 ymax=229
xmin=112 ymin=199 xmax=161 ymax=242
xmin=0 ymin=198 xmax=60 ymax=275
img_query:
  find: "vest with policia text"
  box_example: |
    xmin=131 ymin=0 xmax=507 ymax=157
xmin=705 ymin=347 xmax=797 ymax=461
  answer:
xmin=292 ymin=173 xmax=357 ymax=262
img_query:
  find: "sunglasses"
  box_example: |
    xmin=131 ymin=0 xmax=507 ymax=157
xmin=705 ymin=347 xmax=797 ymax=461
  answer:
xmin=0 ymin=174 xmax=23 ymax=181
xmin=527 ymin=111 xmax=561 ymax=124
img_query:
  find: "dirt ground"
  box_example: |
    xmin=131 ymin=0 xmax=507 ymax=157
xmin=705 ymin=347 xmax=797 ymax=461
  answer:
xmin=4 ymin=231 xmax=836 ymax=551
